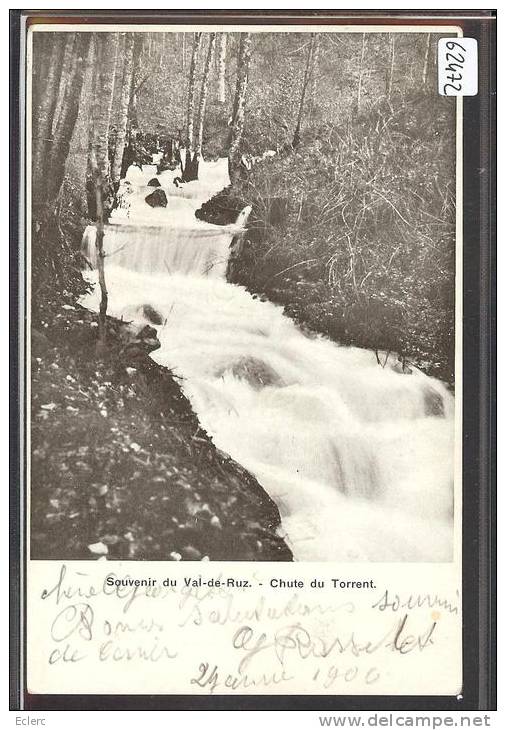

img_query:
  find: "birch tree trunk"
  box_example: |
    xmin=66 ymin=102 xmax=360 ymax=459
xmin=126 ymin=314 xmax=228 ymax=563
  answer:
xmin=32 ymin=34 xmax=64 ymax=201
xmin=386 ymin=35 xmax=396 ymax=100
xmin=357 ymin=33 xmax=367 ymax=112
xmin=309 ymin=33 xmax=320 ymax=121
xmin=228 ymin=32 xmax=251 ymax=185
xmin=128 ymin=34 xmax=145 ymax=132
xmin=32 ymin=33 xmax=52 ymax=112
xmin=89 ymin=32 xmax=119 ymax=350
xmin=159 ymin=33 xmax=166 ymax=70
xmin=292 ymin=33 xmax=318 ymax=148
xmin=422 ymin=33 xmax=431 ymax=86
xmin=194 ymin=32 xmax=216 ymax=176
xmin=45 ymin=34 xmax=91 ymax=206
xmin=51 ymin=35 xmax=76 ymax=136
xmin=85 ymin=35 xmax=99 ymax=219
xmin=217 ymin=33 xmax=227 ymax=103
xmin=111 ymin=33 xmax=135 ymax=187
xmin=184 ymin=31 xmax=202 ymax=175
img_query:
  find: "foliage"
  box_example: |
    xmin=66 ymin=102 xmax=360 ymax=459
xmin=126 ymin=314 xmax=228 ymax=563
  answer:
xmin=201 ymin=89 xmax=456 ymax=381
xmin=31 ymin=179 xmax=91 ymax=323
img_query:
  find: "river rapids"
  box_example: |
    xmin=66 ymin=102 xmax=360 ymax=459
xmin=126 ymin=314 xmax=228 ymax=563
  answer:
xmin=81 ymin=156 xmax=455 ymax=562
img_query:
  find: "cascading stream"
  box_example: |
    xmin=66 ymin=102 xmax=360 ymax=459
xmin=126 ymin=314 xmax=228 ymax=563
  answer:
xmin=81 ymin=158 xmax=455 ymax=562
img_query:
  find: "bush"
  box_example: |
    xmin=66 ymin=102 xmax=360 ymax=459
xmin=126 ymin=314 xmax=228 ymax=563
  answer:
xmin=31 ymin=176 xmax=90 ymax=325
xmin=200 ymin=92 xmax=456 ymax=382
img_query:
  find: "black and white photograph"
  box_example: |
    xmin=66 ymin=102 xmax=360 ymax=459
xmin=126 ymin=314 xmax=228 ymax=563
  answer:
xmin=9 ymin=7 xmax=498 ymax=710
xmin=29 ymin=26 xmax=457 ymax=564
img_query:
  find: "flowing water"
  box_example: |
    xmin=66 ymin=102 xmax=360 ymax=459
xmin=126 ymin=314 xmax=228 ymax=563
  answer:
xmin=81 ymin=158 xmax=455 ymax=562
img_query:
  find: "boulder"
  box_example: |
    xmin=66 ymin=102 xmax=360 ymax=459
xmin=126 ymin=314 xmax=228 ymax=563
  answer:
xmin=145 ymin=189 xmax=168 ymax=208
xmin=217 ymin=356 xmax=283 ymax=390
xmin=147 ymin=177 xmax=161 ymax=187
xmin=423 ymin=387 xmax=445 ymax=417
xmin=139 ymin=304 xmax=164 ymax=325
xmin=119 ymin=322 xmax=161 ymax=366
xmin=134 ymin=324 xmax=160 ymax=354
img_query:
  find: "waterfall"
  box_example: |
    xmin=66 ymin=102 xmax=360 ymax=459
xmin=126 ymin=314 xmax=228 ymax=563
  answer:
xmin=82 ymin=161 xmax=242 ymax=279
xmin=81 ymin=158 xmax=455 ymax=562
xmin=82 ymin=223 xmax=235 ymax=278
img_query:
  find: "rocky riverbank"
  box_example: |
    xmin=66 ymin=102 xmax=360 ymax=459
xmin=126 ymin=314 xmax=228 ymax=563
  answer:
xmin=30 ymin=299 xmax=292 ymax=562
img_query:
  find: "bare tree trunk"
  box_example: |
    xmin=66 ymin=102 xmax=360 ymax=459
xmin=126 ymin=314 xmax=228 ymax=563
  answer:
xmin=357 ymin=33 xmax=367 ymax=112
xmin=113 ymin=32 xmax=124 ymax=86
xmin=89 ymin=32 xmax=119 ymax=350
xmin=31 ymin=33 xmax=91 ymax=303
xmin=45 ymin=34 xmax=91 ymax=205
xmin=32 ymin=33 xmax=52 ymax=111
xmin=386 ymin=35 xmax=396 ymax=99
xmin=108 ymin=32 xmax=125 ymax=167
xmin=111 ymin=33 xmax=135 ymax=186
xmin=159 ymin=33 xmax=166 ymax=69
xmin=422 ymin=33 xmax=431 ymax=86
xmin=32 ymin=34 xmax=64 ymax=199
xmin=85 ymin=35 xmax=99 ymax=218
xmin=31 ymin=34 xmax=93 ymax=299
xmin=129 ymin=91 xmax=139 ymax=131
xmin=194 ymin=32 xmax=216 ymax=175
xmin=292 ymin=32 xmax=318 ymax=148
xmin=308 ymin=33 xmax=320 ymax=121
xmin=217 ymin=33 xmax=227 ymax=103
xmin=110 ymin=32 xmax=122 ymax=129
xmin=128 ymin=34 xmax=145 ymax=132
xmin=51 ymin=35 xmax=76 ymax=136
xmin=228 ymin=32 xmax=252 ymax=185
xmin=185 ymin=31 xmax=202 ymax=172
xmin=95 ymin=182 xmax=108 ymax=354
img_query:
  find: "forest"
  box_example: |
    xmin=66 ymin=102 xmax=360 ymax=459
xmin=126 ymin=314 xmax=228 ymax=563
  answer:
xmin=30 ymin=29 xmax=456 ymax=562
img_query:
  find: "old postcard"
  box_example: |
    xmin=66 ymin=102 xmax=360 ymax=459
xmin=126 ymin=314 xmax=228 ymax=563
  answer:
xmin=15 ymin=13 xmax=492 ymax=707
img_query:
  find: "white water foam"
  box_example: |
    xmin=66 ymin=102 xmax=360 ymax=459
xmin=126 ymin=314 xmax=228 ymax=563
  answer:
xmin=81 ymin=158 xmax=455 ymax=562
